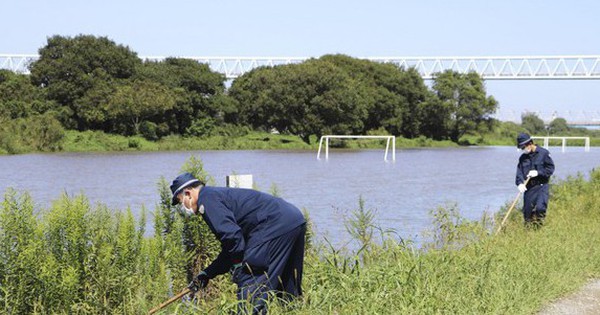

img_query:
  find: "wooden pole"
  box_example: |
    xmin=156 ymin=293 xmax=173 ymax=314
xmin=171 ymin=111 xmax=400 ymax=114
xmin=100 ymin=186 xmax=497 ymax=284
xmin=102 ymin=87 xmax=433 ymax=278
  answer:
xmin=496 ymin=177 xmax=531 ymax=235
xmin=148 ymin=288 xmax=192 ymax=315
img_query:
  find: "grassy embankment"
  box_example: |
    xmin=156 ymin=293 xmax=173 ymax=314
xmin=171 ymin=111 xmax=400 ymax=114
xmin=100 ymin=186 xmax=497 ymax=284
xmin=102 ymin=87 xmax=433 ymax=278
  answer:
xmin=57 ymin=128 xmax=600 ymax=154
xmin=461 ymin=123 xmax=600 ymax=147
xmin=286 ymin=171 xmax=600 ymax=314
xmin=0 ymin=129 xmax=458 ymax=155
xmin=3 ymin=120 xmax=600 ymax=155
xmin=61 ymin=130 xmax=459 ymax=153
xmin=1 ymin=155 xmax=599 ymax=314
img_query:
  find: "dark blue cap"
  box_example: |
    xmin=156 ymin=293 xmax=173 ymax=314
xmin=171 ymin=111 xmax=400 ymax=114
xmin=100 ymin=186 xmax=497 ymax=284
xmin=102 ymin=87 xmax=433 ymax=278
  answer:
xmin=170 ymin=172 xmax=200 ymax=205
xmin=517 ymin=132 xmax=532 ymax=148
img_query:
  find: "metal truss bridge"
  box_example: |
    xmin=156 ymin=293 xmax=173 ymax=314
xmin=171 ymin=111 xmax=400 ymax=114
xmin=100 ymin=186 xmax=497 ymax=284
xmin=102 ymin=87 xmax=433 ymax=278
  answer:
xmin=493 ymin=110 xmax=600 ymax=127
xmin=2 ymin=54 xmax=600 ymax=80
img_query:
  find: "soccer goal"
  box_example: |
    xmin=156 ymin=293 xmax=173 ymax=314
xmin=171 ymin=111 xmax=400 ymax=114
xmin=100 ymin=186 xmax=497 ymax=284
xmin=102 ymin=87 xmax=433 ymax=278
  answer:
xmin=317 ymin=135 xmax=396 ymax=161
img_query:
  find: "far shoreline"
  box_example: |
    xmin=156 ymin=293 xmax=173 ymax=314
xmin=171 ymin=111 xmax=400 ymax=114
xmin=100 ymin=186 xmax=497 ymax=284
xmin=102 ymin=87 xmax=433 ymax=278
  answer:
xmin=1 ymin=129 xmax=597 ymax=156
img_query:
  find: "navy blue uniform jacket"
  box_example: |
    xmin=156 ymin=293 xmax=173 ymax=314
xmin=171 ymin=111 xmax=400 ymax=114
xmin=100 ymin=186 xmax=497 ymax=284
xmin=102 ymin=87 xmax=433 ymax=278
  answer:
xmin=516 ymin=146 xmax=555 ymax=188
xmin=197 ymin=186 xmax=306 ymax=278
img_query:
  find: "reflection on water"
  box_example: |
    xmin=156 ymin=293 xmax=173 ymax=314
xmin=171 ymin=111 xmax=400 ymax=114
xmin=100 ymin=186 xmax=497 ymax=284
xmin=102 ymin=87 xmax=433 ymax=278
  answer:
xmin=0 ymin=146 xmax=598 ymax=247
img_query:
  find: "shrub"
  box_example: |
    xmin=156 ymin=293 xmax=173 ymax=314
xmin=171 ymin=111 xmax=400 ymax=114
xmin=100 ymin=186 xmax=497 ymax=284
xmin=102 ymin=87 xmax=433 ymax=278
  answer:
xmin=0 ymin=114 xmax=65 ymax=153
xmin=0 ymin=191 xmax=193 ymax=313
xmin=0 ymin=190 xmax=41 ymax=314
xmin=139 ymin=121 xmax=159 ymax=140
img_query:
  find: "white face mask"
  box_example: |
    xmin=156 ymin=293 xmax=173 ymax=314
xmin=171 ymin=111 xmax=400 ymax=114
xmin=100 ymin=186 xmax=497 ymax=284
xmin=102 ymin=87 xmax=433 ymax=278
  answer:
xmin=522 ymin=146 xmax=531 ymax=154
xmin=180 ymin=193 xmax=195 ymax=216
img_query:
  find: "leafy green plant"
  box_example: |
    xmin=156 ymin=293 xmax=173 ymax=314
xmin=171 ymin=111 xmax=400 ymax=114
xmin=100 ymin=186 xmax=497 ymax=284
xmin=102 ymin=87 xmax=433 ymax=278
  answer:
xmin=344 ymin=196 xmax=376 ymax=251
xmin=154 ymin=155 xmax=221 ymax=300
xmin=0 ymin=190 xmax=41 ymax=314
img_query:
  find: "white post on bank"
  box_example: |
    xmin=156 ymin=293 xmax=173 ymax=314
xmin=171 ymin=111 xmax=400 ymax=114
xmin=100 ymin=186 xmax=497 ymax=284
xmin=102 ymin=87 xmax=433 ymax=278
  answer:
xmin=226 ymin=174 xmax=253 ymax=188
xmin=317 ymin=135 xmax=396 ymax=161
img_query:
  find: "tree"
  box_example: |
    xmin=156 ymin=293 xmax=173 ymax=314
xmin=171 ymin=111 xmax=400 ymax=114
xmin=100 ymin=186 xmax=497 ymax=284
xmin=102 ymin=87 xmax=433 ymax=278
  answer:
xmin=230 ymin=54 xmax=438 ymax=141
xmin=548 ymin=117 xmax=569 ymax=134
xmin=229 ymin=58 xmax=370 ymax=142
xmin=29 ymin=35 xmax=141 ymax=129
xmin=521 ymin=112 xmax=546 ymax=135
xmin=418 ymin=93 xmax=451 ymax=140
xmin=319 ymin=55 xmax=430 ymax=138
xmin=106 ymin=80 xmax=176 ymax=135
xmin=0 ymin=70 xmax=59 ymax=120
xmin=432 ymin=70 xmax=498 ymax=142
xmin=134 ymin=58 xmax=228 ymax=135
xmin=319 ymin=55 xmax=407 ymax=134
xmin=71 ymin=70 xmax=117 ymax=131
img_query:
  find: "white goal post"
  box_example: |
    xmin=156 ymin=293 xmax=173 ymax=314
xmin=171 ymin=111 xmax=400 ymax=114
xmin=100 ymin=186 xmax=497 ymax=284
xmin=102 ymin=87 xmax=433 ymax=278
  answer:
xmin=317 ymin=135 xmax=396 ymax=161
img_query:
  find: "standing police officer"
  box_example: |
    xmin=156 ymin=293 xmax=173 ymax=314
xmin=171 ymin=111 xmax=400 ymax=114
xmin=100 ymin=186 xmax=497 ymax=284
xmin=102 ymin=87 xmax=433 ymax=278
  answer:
xmin=515 ymin=133 xmax=555 ymax=227
xmin=169 ymin=172 xmax=306 ymax=314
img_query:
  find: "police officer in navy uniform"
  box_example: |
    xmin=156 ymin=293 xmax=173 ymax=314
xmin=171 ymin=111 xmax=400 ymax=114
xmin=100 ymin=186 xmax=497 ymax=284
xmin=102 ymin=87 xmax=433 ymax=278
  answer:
xmin=515 ymin=133 xmax=555 ymax=227
xmin=170 ymin=172 xmax=306 ymax=314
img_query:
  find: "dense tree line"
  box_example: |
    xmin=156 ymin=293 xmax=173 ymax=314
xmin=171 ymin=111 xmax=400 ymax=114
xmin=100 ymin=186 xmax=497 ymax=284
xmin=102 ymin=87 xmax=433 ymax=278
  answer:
xmin=26 ymin=35 xmax=231 ymax=140
xmin=229 ymin=55 xmax=500 ymax=142
xmin=2 ymin=34 xmax=508 ymax=151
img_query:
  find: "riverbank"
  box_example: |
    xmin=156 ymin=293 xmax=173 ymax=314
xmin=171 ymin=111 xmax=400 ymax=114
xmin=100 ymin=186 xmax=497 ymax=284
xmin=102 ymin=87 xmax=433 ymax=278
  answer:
xmin=0 ymin=129 xmax=596 ymax=157
xmin=1 ymin=157 xmax=599 ymax=314
xmin=0 ymin=129 xmax=460 ymax=155
xmin=242 ymin=169 xmax=600 ymax=314
xmin=2 ymin=126 xmax=599 ymax=156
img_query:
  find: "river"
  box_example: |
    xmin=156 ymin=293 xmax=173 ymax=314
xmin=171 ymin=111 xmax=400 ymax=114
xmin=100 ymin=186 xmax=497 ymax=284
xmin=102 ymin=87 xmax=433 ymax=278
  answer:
xmin=0 ymin=146 xmax=598 ymax=247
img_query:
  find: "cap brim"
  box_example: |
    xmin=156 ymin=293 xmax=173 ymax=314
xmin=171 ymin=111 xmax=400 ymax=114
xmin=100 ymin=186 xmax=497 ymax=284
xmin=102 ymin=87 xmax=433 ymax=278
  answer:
xmin=517 ymin=139 xmax=532 ymax=148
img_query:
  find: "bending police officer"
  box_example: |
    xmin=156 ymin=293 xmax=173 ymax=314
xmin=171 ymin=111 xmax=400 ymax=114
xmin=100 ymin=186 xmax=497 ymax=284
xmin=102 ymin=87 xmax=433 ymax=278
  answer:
xmin=170 ymin=173 xmax=306 ymax=314
xmin=515 ymin=133 xmax=555 ymax=227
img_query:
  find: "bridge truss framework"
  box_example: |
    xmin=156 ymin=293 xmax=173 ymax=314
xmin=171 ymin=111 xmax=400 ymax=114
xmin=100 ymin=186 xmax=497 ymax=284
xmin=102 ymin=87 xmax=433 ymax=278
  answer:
xmin=2 ymin=54 xmax=600 ymax=80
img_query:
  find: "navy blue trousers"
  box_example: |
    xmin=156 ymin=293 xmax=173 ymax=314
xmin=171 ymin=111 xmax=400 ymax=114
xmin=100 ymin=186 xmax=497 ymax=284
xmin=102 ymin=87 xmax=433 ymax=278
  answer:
xmin=232 ymin=223 xmax=306 ymax=314
xmin=523 ymin=184 xmax=549 ymax=222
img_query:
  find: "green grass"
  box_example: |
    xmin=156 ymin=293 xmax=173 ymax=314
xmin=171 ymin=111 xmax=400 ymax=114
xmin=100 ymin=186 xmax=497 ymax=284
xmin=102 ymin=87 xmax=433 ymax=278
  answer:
xmin=156 ymin=132 xmax=313 ymax=151
xmin=3 ymin=125 xmax=597 ymax=156
xmin=463 ymin=132 xmax=600 ymax=147
xmin=58 ymin=130 xmax=458 ymax=154
xmin=459 ymin=122 xmax=600 ymax=147
xmin=283 ymin=171 xmax=600 ymax=315
xmin=62 ymin=130 xmax=159 ymax=152
xmin=188 ymin=170 xmax=600 ymax=314
xmin=394 ymin=136 xmax=458 ymax=148
xmin=1 ymin=158 xmax=599 ymax=314
xmin=59 ymin=130 xmax=314 ymax=153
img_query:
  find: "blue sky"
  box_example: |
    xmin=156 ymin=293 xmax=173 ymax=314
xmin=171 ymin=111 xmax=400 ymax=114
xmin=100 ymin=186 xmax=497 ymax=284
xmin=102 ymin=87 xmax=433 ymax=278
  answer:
xmin=2 ymin=0 xmax=599 ymax=119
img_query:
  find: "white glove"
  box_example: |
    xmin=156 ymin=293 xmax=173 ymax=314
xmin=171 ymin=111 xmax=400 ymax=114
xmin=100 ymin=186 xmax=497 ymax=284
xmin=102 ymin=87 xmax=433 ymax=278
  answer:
xmin=518 ymin=184 xmax=527 ymax=193
xmin=527 ymin=170 xmax=538 ymax=178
